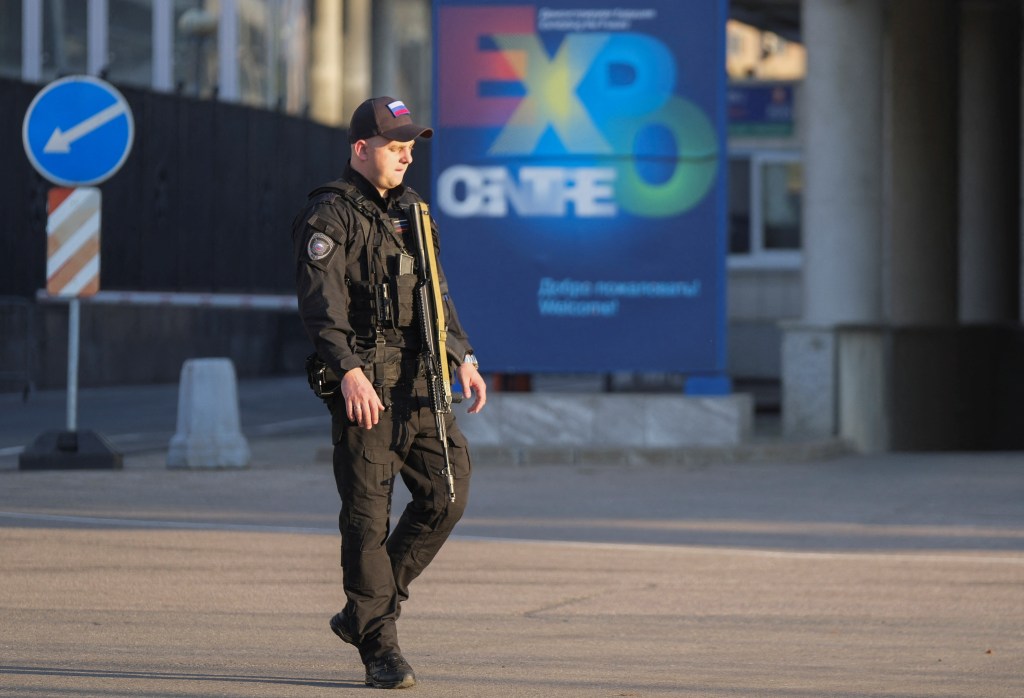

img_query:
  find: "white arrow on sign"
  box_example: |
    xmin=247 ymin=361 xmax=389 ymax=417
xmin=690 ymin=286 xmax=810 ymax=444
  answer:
xmin=43 ymin=102 xmax=128 ymax=154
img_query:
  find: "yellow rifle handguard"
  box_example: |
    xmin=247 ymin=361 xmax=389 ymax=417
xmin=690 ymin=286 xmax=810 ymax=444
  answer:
xmin=408 ymin=202 xmax=457 ymax=502
xmin=412 ymin=202 xmax=452 ymax=410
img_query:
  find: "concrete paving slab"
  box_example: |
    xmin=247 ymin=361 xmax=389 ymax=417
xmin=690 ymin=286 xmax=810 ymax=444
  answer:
xmin=1 ymin=379 xmax=1023 ymax=696
xmin=1 ymin=527 xmax=1021 ymax=697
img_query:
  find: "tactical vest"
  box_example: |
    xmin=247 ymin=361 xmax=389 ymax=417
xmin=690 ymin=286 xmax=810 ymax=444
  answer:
xmin=307 ymin=178 xmax=423 ymax=392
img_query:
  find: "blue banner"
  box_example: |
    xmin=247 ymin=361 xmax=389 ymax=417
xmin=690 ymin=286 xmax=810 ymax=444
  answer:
xmin=728 ymin=83 xmax=795 ymax=137
xmin=433 ymin=0 xmax=728 ymax=373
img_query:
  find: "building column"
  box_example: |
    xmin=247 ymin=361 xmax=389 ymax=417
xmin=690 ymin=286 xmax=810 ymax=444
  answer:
xmin=152 ymin=0 xmax=174 ymax=92
xmin=344 ymin=0 xmax=372 ymax=119
xmin=310 ymin=0 xmax=345 ymax=125
xmin=22 ymin=0 xmax=42 ymax=82
xmin=783 ymin=0 xmax=884 ymax=439
xmin=888 ymin=0 xmax=959 ymax=325
xmin=371 ymin=0 xmax=398 ymax=96
xmin=86 ymin=0 xmax=108 ymax=76
xmin=960 ymin=0 xmax=1019 ymax=323
xmin=218 ymin=0 xmax=239 ymax=101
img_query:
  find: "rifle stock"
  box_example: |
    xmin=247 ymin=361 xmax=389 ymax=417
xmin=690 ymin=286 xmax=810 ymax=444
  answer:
xmin=408 ymin=202 xmax=457 ymax=503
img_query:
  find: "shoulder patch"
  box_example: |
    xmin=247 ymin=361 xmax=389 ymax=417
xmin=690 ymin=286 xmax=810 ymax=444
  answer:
xmin=307 ymin=232 xmax=334 ymax=261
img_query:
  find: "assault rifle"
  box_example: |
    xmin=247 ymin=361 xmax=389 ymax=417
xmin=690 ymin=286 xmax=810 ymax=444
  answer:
xmin=407 ymin=202 xmax=457 ymax=503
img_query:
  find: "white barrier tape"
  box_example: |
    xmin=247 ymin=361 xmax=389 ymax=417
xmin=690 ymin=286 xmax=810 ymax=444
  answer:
xmin=35 ymin=289 xmax=298 ymax=311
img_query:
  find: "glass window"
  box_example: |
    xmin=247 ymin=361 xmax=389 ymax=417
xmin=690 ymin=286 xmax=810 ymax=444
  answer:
xmin=728 ymin=152 xmax=802 ymax=265
xmin=762 ymin=160 xmax=802 ymax=250
xmin=237 ymin=0 xmax=308 ymax=114
xmin=107 ymin=0 xmax=154 ymax=87
xmin=0 ymin=0 xmax=21 ymax=79
xmin=42 ymin=0 xmax=87 ymax=79
xmin=728 ymin=158 xmax=751 ymax=254
xmin=237 ymin=0 xmax=271 ymax=107
xmin=392 ymin=0 xmax=431 ymax=118
xmin=277 ymin=0 xmax=309 ymax=115
xmin=175 ymin=0 xmax=218 ymax=98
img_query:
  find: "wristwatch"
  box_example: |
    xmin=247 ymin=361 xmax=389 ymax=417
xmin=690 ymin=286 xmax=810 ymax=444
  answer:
xmin=463 ymin=353 xmax=479 ymax=369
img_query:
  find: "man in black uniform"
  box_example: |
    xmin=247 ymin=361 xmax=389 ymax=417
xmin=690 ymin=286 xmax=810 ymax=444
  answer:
xmin=291 ymin=96 xmax=486 ymax=689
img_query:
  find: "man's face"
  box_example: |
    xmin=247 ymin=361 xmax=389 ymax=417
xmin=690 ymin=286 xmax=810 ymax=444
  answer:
xmin=354 ymin=136 xmax=415 ymax=195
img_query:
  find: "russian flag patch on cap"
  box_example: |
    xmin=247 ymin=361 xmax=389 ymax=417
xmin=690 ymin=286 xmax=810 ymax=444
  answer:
xmin=387 ymin=100 xmax=410 ymax=117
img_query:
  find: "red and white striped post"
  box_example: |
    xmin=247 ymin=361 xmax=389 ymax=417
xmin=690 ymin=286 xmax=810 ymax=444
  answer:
xmin=46 ymin=186 xmax=101 ymax=432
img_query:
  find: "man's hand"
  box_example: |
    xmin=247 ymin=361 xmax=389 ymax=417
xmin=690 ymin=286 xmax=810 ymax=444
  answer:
xmin=341 ymin=368 xmax=385 ymax=429
xmin=456 ymin=362 xmax=487 ymax=414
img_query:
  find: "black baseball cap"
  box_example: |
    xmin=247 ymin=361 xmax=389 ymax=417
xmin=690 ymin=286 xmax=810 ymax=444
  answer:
xmin=348 ymin=96 xmax=433 ymax=143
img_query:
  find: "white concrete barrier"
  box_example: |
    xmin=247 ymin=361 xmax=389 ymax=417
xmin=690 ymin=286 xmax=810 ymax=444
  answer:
xmin=455 ymin=392 xmax=754 ymax=448
xmin=167 ymin=358 xmax=250 ymax=469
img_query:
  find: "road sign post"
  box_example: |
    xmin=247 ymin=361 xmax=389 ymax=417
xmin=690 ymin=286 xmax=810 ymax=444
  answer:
xmin=19 ymin=76 xmax=133 ymax=471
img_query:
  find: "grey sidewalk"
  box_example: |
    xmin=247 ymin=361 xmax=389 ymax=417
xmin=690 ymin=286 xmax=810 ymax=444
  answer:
xmin=1 ymin=380 xmax=1023 ymax=696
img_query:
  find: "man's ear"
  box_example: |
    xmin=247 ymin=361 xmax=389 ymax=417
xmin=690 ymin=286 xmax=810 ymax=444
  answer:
xmin=352 ymin=139 xmax=368 ymax=161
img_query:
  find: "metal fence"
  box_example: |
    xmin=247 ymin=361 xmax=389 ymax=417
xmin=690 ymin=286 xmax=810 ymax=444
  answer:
xmin=0 ymin=296 xmax=35 ymax=399
xmin=0 ymin=77 xmax=437 ymax=391
xmin=0 ymin=77 xmax=433 ymax=299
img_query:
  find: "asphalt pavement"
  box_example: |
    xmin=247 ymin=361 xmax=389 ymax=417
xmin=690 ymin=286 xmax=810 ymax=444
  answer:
xmin=1 ymin=378 xmax=1022 ymax=697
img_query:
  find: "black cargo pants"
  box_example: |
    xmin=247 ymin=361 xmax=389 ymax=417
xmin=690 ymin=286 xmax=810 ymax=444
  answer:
xmin=330 ymin=381 xmax=471 ymax=663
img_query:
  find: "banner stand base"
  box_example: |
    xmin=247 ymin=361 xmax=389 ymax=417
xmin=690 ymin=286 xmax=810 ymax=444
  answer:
xmin=684 ymin=374 xmax=733 ymax=396
xmin=18 ymin=430 xmax=123 ymax=470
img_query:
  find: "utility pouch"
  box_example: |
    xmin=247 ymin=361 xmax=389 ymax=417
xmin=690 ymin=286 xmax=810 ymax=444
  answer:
xmin=393 ymin=274 xmax=417 ymax=327
xmin=390 ymin=253 xmax=417 ymax=327
xmin=373 ymin=283 xmax=395 ymax=329
xmin=305 ymin=353 xmax=340 ymax=399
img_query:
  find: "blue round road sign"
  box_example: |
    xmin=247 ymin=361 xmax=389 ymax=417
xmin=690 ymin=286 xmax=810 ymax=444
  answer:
xmin=22 ymin=75 xmax=135 ymax=187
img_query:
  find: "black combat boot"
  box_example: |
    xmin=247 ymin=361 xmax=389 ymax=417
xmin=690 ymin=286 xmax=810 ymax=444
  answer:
xmin=329 ymin=609 xmax=358 ymax=646
xmin=364 ymin=652 xmax=416 ymax=689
